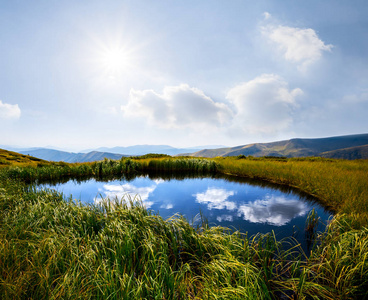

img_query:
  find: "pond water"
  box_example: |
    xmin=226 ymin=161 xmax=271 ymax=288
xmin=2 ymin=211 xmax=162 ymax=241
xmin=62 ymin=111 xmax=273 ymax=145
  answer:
xmin=40 ymin=174 xmax=331 ymax=251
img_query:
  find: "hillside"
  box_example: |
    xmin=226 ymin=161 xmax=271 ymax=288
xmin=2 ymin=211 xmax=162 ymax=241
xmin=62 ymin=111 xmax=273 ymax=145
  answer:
xmin=5 ymin=134 xmax=368 ymax=162
xmin=19 ymin=149 xmax=125 ymax=163
xmin=0 ymin=149 xmax=46 ymax=167
xmin=12 ymin=145 xmax=225 ymax=162
xmin=74 ymin=151 xmax=125 ymax=163
xmin=320 ymin=144 xmax=368 ymax=160
xmin=187 ymin=133 xmax=368 ymax=159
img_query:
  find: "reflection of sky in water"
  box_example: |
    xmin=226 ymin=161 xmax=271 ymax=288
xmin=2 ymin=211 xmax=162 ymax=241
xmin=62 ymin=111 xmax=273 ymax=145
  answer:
xmin=41 ymin=176 xmax=331 ymax=248
xmin=94 ymin=178 xmax=171 ymax=210
xmin=237 ymin=196 xmax=308 ymax=226
xmin=194 ymin=188 xmax=236 ymax=210
xmin=194 ymin=188 xmax=309 ymax=226
xmin=96 ymin=182 xmax=158 ymax=209
xmin=216 ymin=215 xmax=234 ymax=222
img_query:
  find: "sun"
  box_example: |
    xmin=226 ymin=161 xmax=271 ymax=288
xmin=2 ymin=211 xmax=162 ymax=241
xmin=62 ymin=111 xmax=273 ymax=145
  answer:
xmin=87 ymin=34 xmax=140 ymax=83
xmin=101 ymin=46 xmax=130 ymax=75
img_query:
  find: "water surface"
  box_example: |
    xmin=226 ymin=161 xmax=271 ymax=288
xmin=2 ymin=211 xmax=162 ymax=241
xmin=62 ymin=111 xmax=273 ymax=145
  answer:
xmin=41 ymin=174 xmax=331 ymax=250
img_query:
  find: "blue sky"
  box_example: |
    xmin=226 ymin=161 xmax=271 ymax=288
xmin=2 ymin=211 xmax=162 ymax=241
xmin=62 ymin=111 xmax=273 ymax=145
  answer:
xmin=1 ymin=0 xmax=367 ymax=151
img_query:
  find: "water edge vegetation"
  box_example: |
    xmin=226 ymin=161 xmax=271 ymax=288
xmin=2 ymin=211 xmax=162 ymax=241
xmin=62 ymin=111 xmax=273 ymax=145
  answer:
xmin=1 ymin=154 xmax=368 ymax=299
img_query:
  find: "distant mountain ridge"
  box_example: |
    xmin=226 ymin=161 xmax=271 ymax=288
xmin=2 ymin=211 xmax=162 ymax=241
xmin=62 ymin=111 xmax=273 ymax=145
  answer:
xmin=186 ymin=134 xmax=368 ymax=159
xmin=14 ymin=145 xmax=225 ymax=163
xmin=5 ymin=134 xmax=368 ymax=162
xmin=82 ymin=145 xmax=225 ymax=156
xmin=19 ymin=149 xmax=125 ymax=163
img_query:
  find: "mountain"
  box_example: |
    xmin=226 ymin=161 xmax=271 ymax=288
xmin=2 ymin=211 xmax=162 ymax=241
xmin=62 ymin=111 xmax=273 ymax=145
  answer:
xmin=91 ymin=145 xmax=179 ymax=155
xmin=18 ymin=149 xmax=125 ymax=163
xmin=187 ymin=134 xmax=368 ymax=159
xmin=71 ymin=151 xmax=126 ymax=163
xmin=3 ymin=144 xmax=226 ymax=163
xmin=0 ymin=145 xmax=73 ymax=153
xmin=8 ymin=134 xmax=368 ymax=162
xmin=81 ymin=145 xmax=225 ymax=156
xmin=320 ymin=144 xmax=368 ymax=160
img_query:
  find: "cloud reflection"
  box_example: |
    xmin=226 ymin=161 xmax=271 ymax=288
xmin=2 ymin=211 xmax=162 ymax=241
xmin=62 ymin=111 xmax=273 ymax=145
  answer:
xmin=95 ymin=182 xmax=158 ymax=208
xmin=160 ymin=203 xmax=174 ymax=209
xmin=95 ymin=182 xmax=309 ymax=226
xmin=195 ymin=188 xmax=309 ymax=226
xmin=237 ymin=195 xmax=308 ymax=226
xmin=194 ymin=188 xmax=237 ymax=210
xmin=216 ymin=215 xmax=234 ymax=222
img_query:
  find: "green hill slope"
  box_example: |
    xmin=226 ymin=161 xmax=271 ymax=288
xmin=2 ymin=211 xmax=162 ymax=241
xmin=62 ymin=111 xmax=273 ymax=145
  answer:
xmin=188 ymin=133 xmax=368 ymax=159
xmin=0 ymin=149 xmax=46 ymax=167
xmin=19 ymin=149 xmax=125 ymax=163
xmin=320 ymin=144 xmax=368 ymax=159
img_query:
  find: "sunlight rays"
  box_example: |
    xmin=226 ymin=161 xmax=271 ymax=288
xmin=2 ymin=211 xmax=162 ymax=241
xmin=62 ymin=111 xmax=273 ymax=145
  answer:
xmin=84 ymin=32 xmax=142 ymax=84
xmin=100 ymin=45 xmax=132 ymax=77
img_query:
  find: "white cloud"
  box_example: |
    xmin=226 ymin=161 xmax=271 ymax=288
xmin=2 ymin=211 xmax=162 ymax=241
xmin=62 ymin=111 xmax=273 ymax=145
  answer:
xmin=226 ymin=74 xmax=303 ymax=134
xmin=95 ymin=183 xmax=158 ymax=208
xmin=121 ymin=84 xmax=233 ymax=129
xmin=262 ymin=24 xmax=333 ymax=70
xmin=263 ymin=12 xmax=271 ymax=20
xmin=120 ymin=75 xmax=303 ymax=135
xmin=0 ymin=100 xmax=21 ymax=120
xmin=194 ymin=187 xmax=237 ymax=210
xmin=160 ymin=203 xmax=174 ymax=209
xmin=342 ymin=91 xmax=368 ymax=104
xmin=237 ymin=195 xmax=309 ymax=226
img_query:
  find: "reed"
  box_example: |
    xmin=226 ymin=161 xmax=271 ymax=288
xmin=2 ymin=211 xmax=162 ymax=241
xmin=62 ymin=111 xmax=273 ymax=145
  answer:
xmin=2 ymin=157 xmax=217 ymax=184
xmin=216 ymin=157 xmax=368 ymax=224
xmin=145 ymin=158 xmax=217 ymax=174
xmin=0 ymin=177 xmax=272 ymax=299
xmin=1 ymin=156 xmax=368 ymax=299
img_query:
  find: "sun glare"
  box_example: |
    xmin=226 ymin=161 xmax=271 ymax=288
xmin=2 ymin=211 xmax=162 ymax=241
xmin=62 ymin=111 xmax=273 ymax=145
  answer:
xmin=101 ymin=47 xmax=129 ymax=74
xmin=88 ymin=34 xmax=141 ymax=83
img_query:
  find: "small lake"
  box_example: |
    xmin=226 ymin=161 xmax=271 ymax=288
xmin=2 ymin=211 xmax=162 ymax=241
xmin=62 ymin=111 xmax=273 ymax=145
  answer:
xmin=40 ymin=174 xmax=331 ymax=251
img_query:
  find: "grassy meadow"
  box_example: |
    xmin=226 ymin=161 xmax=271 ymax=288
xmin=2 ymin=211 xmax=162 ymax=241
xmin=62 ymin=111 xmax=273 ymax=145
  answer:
xmin=216 ymin=156 xmax=368 ymax=225
xmin=0 ymin=149 xmax=46 ymax=167
xmin=1 ymin=153 xmax=368 ymax=299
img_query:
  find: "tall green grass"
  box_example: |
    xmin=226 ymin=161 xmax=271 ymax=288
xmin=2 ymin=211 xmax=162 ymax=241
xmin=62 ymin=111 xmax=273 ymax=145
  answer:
xmin=6 ymin=155 xmax=367 ymax=223
xmin=1 ymin=157 xmax=368 ymax=299
xmin=0 ymin=176 xmax=271 ymax=299
xmin=3 ymin=158 xmax=142 ymax=183
xmin=216 ymin=157 xmax=368 ymax=225
xmin=3 ymin=157 xmax=217 ymax=184
xmin=145 ymin=157 xmax=217 ymax=173
xmin=2 ymin=182 xmax=366 ymax=299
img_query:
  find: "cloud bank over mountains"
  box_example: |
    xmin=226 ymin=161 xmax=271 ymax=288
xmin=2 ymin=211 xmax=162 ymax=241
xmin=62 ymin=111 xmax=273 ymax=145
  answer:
xmin=226 ymin=74 xmax=303 ymax=134
xmin=122 ymin=84 xmax=233 ymax=129
xmin=122 ymin=74 xmax=303 ymax=135
xmin=119 ymin=12 xmax=335 ymax=140
xmin=1 ymin=1 xmax=367 ymax=149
